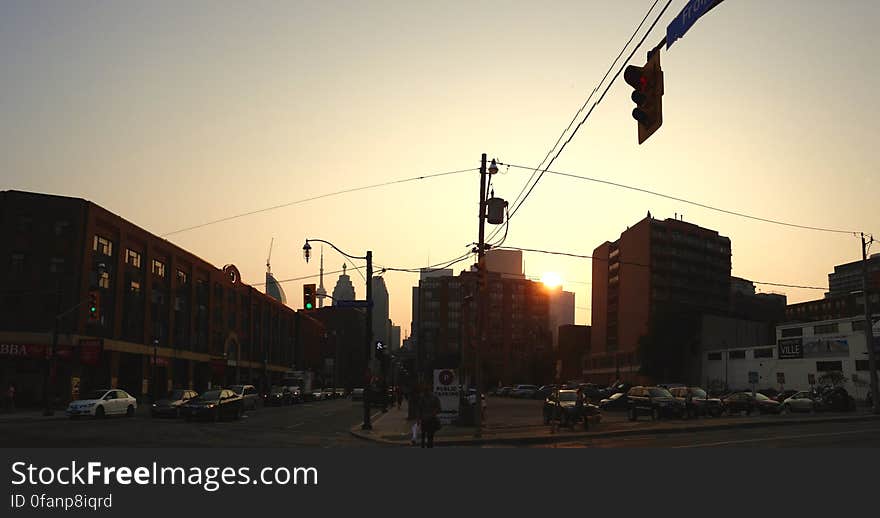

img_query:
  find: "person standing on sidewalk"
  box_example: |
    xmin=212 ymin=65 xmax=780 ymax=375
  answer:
xmin=6 ymin=383 xmax=16 ymax=413
xmin=418 ymin=387 xmax=442 ymax=448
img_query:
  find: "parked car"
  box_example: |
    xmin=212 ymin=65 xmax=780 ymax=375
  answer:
xmin=266 ymin=385 xmax=294 ymax=406
xmin=543 ymin=389 xmax=600 ymax=429
xmin=721 ymin=392 xmax=781 ymax=415
xmin=601 ymin=381 xmax=633 ymax=399
xmin=322 ymin=388 xmax=336 ymax=400
xmin=498 ymin=387 xmax=513 ymax=397
xmin=351 ymin=388 xmax=365 ymax=401
xmin=816 ymin=386 xmax=856 ymax=412
xmin=599 ymin=391 xmax=629 ymax=411
xmin=335 ymin=387 xmax=346 ymax=398
xmin=781 ymin=391 xmax=818 ymax=413
xmin=151 ymin=389 xmax=198 ymax=418
xmin=626 ymin=386 xmax=684 ymax=421
xmin=180 ymin=389 xmax=244 ymax=421
xmin=535 ymin=385 xmax=557 ymax=400
xmin=775 ymin=390 xmax=799 ymax=403
xmin=511 ymin=384 xmax=539 ymax=398
xmin=668 ymin=386 xmax=723 ymax=418
xmin=578 ymin=383 xmax=604 ymax=404
xmin=67 ymin=389 xmax=137 ymax=419
xmin=228 ymin=384 xmax=261 ymax=411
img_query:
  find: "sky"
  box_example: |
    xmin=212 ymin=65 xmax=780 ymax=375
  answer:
xmin=2 ymin=0 xmax=879 ymax=335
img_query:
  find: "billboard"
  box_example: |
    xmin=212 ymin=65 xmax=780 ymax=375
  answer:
xmin=802 ymin=336 xmax=848 ymax=358
xmin=777 ymin=338 xmax=803 ymax=359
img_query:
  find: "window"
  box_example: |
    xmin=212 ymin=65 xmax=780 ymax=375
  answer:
xmin=781 ymin=327 xmax=803 ymax=337
xmin=49 ymin=257 xmax=65 ymax=273
xmin=177 ymin=270 xmax=188 ymax=285
xmin=814 ymin=323 xmax=839 ymax=335
xmin=10 ymin=253 xmax=25 ymax=274
xmin=753 ymin=348 xmax=773 ymax=359
xmin=130 ymin=281 xmax=141 ymax=294
xmin=706 ymin=351 xmax=721 ymax=361
xmin=729 ymin=350 xmax=746 ymax=360
xmin=125 ymin=249 xmax=142 ymax=268
xmin=98 ymin=271 xmax=110 ymax=289
xmin=53 ymin=220 xmax=70 ymax=236
xmin=151 ymin=259 xmax=166 ymax=278
xmin=94 ymin=235 xmax=113 ymax=256
xmin=816 ymin=361 xmax=842 ymax=372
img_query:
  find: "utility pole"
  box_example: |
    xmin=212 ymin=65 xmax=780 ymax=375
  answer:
xmin=474 ymin=153 xmax=487 ymax=437
xmin=861 ymin=233 xmax=879 ymax=414
xmin=364 ymin=250 xmax=374 ymax=429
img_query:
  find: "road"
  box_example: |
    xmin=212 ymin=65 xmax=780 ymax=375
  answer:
xmin=528 ymin=418 xmax=880 ymax=448
xmin=0 ymin=399 xmax=387 ymax=447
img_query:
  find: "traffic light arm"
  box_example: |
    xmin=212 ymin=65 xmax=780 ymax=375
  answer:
xmin=56 ymin=294 xmax=98 ymax=321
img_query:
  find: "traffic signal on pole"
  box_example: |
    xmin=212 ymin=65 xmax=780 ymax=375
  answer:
xmin=303 ymin=284 xmax=316 ymax=310
xmin=87 ymin=290 xmax=100 ymax=322
xmin=624 ymin=49 xmax=664 ymax=144
xmin=375 ymin=341 xmax=385 ymax=361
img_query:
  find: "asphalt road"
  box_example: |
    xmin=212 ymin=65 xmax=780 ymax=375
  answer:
xmin=529 ymin=418 xmax=880 ymax=448
xmin=0 ymin=399 xmax=387 ymax=447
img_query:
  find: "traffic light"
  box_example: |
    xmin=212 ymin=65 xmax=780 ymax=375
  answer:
xmin=375 ymin=341 xmax=385 ymax=361
xmin=303 ymin=283 xmax=316 ymax=310
xmin=87 ymin=290 xmax=100 ymax=323
xmin=624 ymin=49 xmax=663 ymax=144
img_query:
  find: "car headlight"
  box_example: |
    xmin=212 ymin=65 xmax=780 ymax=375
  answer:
xmin=86 ymin=402 xmax=96 ymax=408
xmin=206 ymin=404 xmax=216 ymax=409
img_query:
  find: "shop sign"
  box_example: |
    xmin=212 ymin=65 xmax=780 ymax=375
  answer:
xmin=777 ymin=338 xmax=803 ymax=360
xmin=0 ymin=343 xmax=47 ymax=359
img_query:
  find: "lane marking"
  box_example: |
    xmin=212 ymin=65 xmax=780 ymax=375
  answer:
xmin=673 ymin=427 xmax=880 ymax=448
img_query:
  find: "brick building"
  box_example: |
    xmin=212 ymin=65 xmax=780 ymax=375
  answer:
xmin=0 ymin=190 xmax=328 ymax=406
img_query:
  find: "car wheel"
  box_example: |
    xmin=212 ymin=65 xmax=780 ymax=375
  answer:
xmin=651 ymin=407 xmax=660 ymax=421
xmin=95 ymin=406 xmax=105 ymax=419
xmin=628 ymin=407 xmax=637 ymax=421
xmin=126 ymin=405 xmax=135 ymax=417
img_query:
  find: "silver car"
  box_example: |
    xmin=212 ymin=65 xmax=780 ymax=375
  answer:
xmin=782 ymin=391 xmax=818 ymax=413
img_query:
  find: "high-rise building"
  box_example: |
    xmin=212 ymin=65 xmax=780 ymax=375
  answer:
xmin=331 ymin=264 xmax=356 ymax=304
xmin=827 ymin=254 xmax=880 ymax=297
xmin=371 ymin=277 xmax=390 ymax=346
xmin=588 ymin=215 xmax=732 ymax=383
xmin=547 ymin=287 xmax=575 ymax=350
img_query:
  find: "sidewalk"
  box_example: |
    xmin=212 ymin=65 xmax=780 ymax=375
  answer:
xmin=351 ymin=403 xmax=880 ymax=447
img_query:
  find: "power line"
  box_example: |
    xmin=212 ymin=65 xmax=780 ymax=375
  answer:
xmin=505 ymin=0 xmax=674 ymax=227
xmin=380 ymin=252 xmax=475 ymax=274
xmin=507 ymin=163 xmax=861 ymax=235
xmin=500 ymin=0 xmax=663 ymax=233
xmin=160 ymin=167 xmax=478 ymax=237
xmin=498 ymin=245 xmax=827 ymax=290
xmin=250 ymin=269 xmax=345 ymax=288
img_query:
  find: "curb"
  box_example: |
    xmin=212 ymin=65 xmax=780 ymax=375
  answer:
xmin=350 ymin=413 xmax=880 ymax=447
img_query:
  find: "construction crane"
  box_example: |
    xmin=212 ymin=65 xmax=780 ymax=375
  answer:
xmin=266 ymin=237 xmax=274 ymax=273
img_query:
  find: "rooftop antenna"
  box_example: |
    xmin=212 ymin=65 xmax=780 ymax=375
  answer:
xmin=266 ymin=237 xmax=274 ymax=273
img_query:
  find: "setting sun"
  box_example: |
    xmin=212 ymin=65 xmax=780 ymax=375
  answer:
xmin=541 ymin=272 xmax=562 ymax=288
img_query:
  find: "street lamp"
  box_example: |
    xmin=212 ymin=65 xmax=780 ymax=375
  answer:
xmin=303 ymin=238 xmax=374 ymax=430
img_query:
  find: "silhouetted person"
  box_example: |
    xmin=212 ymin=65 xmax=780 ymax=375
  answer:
xmin=418 ymin=387 xmax=442 ymax=448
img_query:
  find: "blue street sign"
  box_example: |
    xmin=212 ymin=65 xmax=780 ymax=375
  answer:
xmin=666 ymin=0 xmax=724 ymax=50
xmin=336 ymin=299 xmax=372 ymax=308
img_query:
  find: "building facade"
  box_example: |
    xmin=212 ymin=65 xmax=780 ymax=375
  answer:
xmin=587 ymin=215 xmax=732 ymax=384
xmin=0 ymin=190 xmax=303 ymax=406
xmin=827 ymin=254 xmax=880 ymax=297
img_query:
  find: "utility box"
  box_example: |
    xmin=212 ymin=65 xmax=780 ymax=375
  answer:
xmin=486 ymin=197 xmax=507 ymax=225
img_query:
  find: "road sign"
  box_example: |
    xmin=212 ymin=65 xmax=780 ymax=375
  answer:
xmin=666 ymin=0 xmax=725 ymax=50
xmin=748 ymin=371 xmax=759 ymax=384
xmin=335 ymin=299 xmax=373 ymax=308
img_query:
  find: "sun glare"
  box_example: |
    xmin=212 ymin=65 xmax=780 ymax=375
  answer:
xmin=541 ymin=272 xmax=562 ymax=288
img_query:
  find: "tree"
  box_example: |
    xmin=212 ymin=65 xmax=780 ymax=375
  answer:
xmin=818 ymin=370 xmax=848 ymax=387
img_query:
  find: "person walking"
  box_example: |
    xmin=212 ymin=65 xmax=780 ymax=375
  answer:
xmin=418 ymin=387 xmax=442 ymax=448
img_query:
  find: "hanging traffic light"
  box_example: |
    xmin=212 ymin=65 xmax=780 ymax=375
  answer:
xmin=303 ymin=283 xmax=316 ymax=310
xmin=624 ymin=49 xmax=663 ymax=144
xmin=87 ymin=290 xmax=100 ymax=323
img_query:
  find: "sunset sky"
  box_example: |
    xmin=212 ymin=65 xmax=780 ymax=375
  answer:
xmin=2 ymin=0 xmax=878 ymax=334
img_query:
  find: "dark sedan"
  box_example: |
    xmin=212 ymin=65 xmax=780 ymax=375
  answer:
xmin=180 ymin=389 xmax=244 ymax=421
xmin=265 ymin=385 xmax=293 ymax=406
xmin=721 ymin=392 xmax=781 ymax=415
xmin=543 ymin=389 xmax=600 ymax=430
xmin=669 ymin=386 xmax=723 ymax=418
xmin=599 ymin=391 xmax=629 ymax=411
xmin=151 ymin=389 xmax=198 ymax=418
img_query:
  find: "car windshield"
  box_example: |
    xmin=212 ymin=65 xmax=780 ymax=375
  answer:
xmin=649 ymin=388 xmax=673 ymax=398
xmin=557 ymin=391 xmax=578 ymax=401
xmin=199 ymin=390 xmax=221 ymax=400
xmin=82 ymin=390 xmax=107 ymax=400
xmin=228 ymin=385 xmax=244 ymax=394
xmin=167 ymin=390 xmax=185 ymax=400
xmin=690 ymin=388 xmax=708 ymax=398
xmin=609 ymin=392 xmax=624 ymax=401
xmin=755 ymin=393 xmax=771 ymax=401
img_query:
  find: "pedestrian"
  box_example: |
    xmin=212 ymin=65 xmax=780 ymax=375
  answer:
xmin=418 ymin=387 xmax=442 ymax=448
xmin=576 ymin=387 xmax=587 ymax=430
xmin=6 ymin=383 xmax=15 ymax=413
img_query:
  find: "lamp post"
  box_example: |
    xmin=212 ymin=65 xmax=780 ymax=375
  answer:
xmin=304 ymin=239 xmax=374 ymax=430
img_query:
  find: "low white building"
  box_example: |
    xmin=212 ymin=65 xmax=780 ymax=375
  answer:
xmin=702 ymin=315 xmax=879 ymax=400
